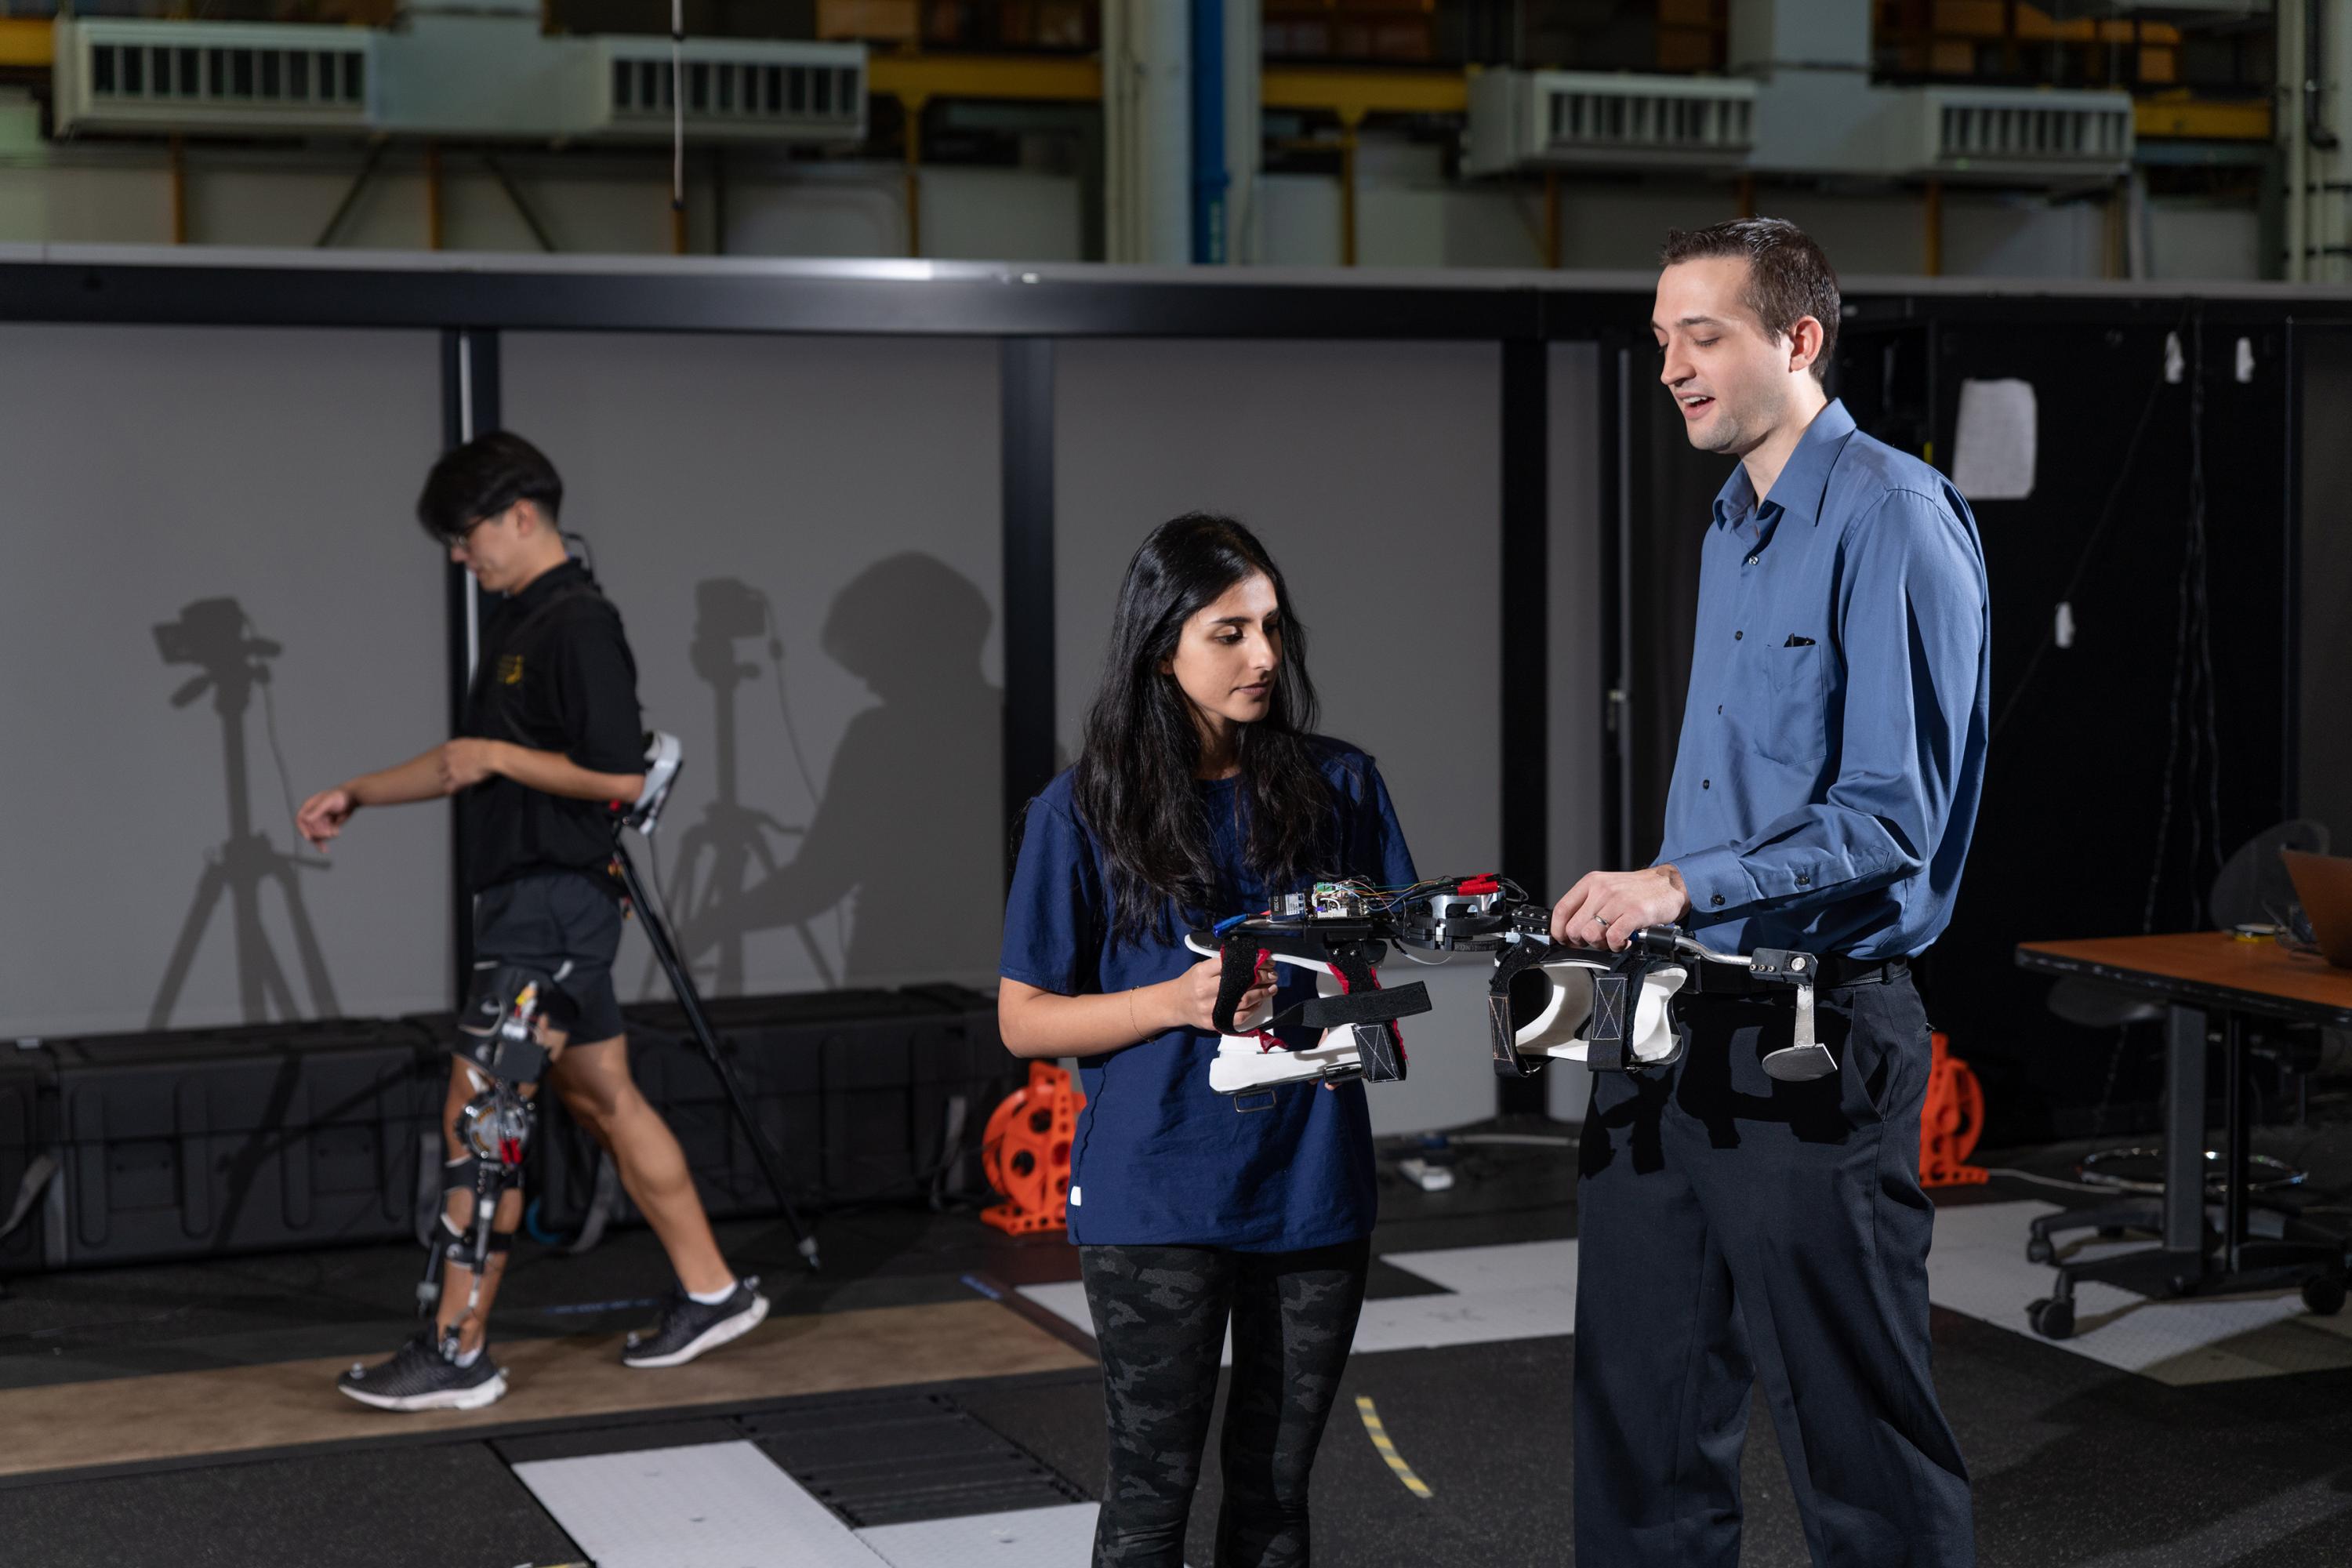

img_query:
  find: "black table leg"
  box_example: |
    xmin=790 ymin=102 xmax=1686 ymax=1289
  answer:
xmin=2162 ymin=1002 xmax=2206 ymax=1262
xmin=2223 ymin=1011 xmax=2248 ymax=1276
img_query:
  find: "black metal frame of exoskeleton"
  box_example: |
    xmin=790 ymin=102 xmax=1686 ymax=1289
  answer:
xmin=417 ymin=971 xmax=557 ymax=1352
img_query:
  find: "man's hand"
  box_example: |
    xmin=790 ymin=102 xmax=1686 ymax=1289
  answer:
xmin=437 ymin=739 xmax=508 ymax=795
xmin=1167 ymin=953 xmax=1278 ymax=1033
xmin=296 ymin=786 xmax=357 ymax=850
xmin=1550 ymin=865 xmax=1691 ymax=952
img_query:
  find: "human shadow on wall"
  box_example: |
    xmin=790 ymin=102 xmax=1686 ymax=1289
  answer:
xmin=148 ymin=597 xmax=341 ymax=1029
xmin=674 ymin=554 xmax=1004 ymax=989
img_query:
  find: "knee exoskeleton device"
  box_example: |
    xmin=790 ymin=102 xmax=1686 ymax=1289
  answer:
xmin=1189 ymin=876 xmax=1834 ymax=1096
xmin=1181 ymin=920 xmax=1435 ymax=1095
xmin=419 ymin=964 xmax=570 ymax=1348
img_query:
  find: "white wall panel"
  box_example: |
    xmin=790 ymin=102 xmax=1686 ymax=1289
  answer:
xmin=0 ymin=325 xmax=447 ymax=1036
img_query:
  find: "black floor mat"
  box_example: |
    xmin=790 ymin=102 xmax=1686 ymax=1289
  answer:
xmin=747 ymin=1390 xmax=1086 ymax=1526
xmin=0 ymin=1442 xmax=580 ymax=1568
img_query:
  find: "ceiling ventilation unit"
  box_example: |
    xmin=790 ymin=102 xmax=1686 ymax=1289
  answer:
xmin=1465 ymin=71 xmax=1758 ymax=176
xmin=1903 ymin=86 xmax=2135 ymax=180
xmin=52 ymin=6 xmax=865 ymax=146
xmin=1466 ymin=0 xmax=2130 ymax=188
xmin=53 ymin=21 xmax=373 ymax=136
xmin=597 ymin=38 xmax=865 ymax=143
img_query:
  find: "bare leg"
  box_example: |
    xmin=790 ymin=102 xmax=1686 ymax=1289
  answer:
xmin=549 ymin=1034 xmax=734 ymax=1295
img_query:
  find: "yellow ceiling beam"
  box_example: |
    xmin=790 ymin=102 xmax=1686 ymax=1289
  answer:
xmin=872 ymin=57 xmax=1474 ymax=121
xmin=0 ymin=19 xmax=54 ymax=68
xmin=1261 ymin=65 xmax=1468 ymax=120
xmin=867 ymin=51 xmax=1102 ymax=105
xmin=2135 ymin=95 xmax=2271 ymax=141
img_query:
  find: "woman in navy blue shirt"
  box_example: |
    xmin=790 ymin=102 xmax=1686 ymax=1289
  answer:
xmin=1000 ymin=514 xmax=1416 ymax=1566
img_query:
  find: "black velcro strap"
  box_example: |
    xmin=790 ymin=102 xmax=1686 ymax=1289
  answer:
xmin=1486 ymin=991 xmax=1536 ymax=1078
xmin=1584 ymin=971 xmax=1632 ymax=1073
xmin=446 ymin=1156 xmax=527 ymax=1198
xmin=1323 ymin=942 xmax=1406 ymax=1083
xmin=1486 ymin=941 xmax=1551 ymax=1079
xmin=439 ymin=1227 xmax=514 ymax=1265
xmin=1272 ymin=982 xmax=1431 ymax=1032
xmin=1356 ymin=1021 xmax=1406 ymax=1083
xmin=481 ymin=1035 xmax=550 ymax=1084
xmin=1211 ymin=941 xmax=1271 ymax=1036
xmin=460 ymin=960 xmax=567 ymax=1081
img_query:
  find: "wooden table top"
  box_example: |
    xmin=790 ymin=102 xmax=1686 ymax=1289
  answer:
xmin=2015 ymin=931 xmax=2352 ymax=1026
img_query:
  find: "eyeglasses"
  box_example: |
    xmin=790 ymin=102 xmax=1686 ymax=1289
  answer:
xmin=440 ymin=509 xmax=503 ymax=551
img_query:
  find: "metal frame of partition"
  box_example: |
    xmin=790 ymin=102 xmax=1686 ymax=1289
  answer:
xmin=5 ymin=249 xmax=2343 ymax=1118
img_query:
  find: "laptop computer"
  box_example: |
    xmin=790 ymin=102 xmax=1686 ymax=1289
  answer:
xmin=2281 ymin=849 xmax=2352 ymax=968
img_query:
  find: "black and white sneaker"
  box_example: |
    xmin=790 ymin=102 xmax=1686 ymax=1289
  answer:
xmin=621 ymin=1276 xmax=769 ymax=1369
xmin=336 ymin=1332 xmax=507 ymax=1412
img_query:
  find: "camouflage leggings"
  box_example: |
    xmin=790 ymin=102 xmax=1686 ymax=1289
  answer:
xmin=1080 ymin=1239 xmax=1370 ymax=1568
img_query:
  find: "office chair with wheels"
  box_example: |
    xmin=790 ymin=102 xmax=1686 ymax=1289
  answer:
xmin=2026 ymin=820 xmax=2332 ymax=1267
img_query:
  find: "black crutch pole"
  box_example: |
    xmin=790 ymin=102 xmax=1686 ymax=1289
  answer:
xmin=609 ymin=828 xmax=821 ymax=1271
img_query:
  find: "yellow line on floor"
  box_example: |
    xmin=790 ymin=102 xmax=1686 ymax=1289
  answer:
xmin=1354 ymin=1394 xmax=1433 ymax=1499
xmin=0 ymin=1298 xmax=1091 ymax=1481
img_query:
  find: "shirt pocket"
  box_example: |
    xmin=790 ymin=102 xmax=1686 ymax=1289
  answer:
xmin=1751 ymin=641 xmax=1829 ymax=766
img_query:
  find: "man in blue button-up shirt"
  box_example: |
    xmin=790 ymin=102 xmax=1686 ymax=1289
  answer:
xmin=1556 ymin=220 xmax=1986 ymax=1567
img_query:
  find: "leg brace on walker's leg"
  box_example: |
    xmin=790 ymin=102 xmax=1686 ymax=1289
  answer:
xmin=419 ymin=962 xmax=572 ymax=1344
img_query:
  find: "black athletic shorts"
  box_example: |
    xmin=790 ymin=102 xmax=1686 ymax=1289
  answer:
xmin=467 ymin=871 xmax=628 ymax=1047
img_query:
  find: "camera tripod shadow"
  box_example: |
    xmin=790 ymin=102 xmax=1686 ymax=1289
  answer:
xmin=651 ymin=575 xmax=839 ymax=997
xmin=669 ymin=555 xmax=1004 ymax=990
xmin=148 ymin=597 xmax=341 ymax=1030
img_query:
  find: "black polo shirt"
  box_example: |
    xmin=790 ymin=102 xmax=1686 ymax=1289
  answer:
xmin=460 ymin=560 xmax=643 ymax=896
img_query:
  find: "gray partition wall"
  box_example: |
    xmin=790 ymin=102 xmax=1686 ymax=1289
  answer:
xmin=1547 ymin=342 xmax=1605 ymax=1123
xmin=1054 ymin=339 xmax=1506 ymax=1135
xmin=499 ymin=332 xmax=1005 ymax=1000
xmin=3 ymin=255 xmax=2320 ymax=1142
xmin=0 ymin=325 xmax=448 ymax=1038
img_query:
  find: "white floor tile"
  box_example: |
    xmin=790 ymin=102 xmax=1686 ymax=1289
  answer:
xmin=513 ymin=1440 xmax=883 ymax=1568
xmin=858 ymin=1502 xmax=1169 ymax=1567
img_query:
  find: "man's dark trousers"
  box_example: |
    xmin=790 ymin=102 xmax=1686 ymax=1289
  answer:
xmin=1573 ymin=972 xmax=1975 ymax=1567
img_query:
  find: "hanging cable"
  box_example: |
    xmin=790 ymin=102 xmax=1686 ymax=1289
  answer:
xmin=2140 ymin=308 xmax=2225 ymax=937
xmin=1988 ymin=305 xmax=2190 ymax=746
xmin=243 ymin=610 xmax=307 ymax=840
xmin=671 ymin=0 xmax=686 ymax=249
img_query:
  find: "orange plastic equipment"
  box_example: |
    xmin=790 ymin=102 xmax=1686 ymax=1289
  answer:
xmin=982 ymin=1061 xmax=1087 ymax=1236
xmin=1918 ymin=1030 xmax=1989 ymax=1187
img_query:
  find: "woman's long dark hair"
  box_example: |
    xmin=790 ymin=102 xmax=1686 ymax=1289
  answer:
xmin=1073 ymin=514 xmax=1332 ymax=945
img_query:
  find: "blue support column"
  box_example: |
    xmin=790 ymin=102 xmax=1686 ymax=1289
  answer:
xmin=1189 ymin=0 xmax=1227 ymax=263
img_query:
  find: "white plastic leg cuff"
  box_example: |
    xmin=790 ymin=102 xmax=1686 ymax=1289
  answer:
xmin=1513 ymin=959 xmax=1689 ymax=1069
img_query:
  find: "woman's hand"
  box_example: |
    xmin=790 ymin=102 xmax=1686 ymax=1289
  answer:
xmin=1166 ymin=953 xmax=1278 ymax=1033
